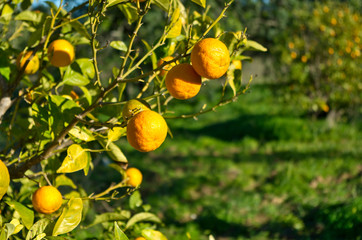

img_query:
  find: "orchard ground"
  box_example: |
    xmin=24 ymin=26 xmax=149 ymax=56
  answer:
xmin=72 ymin=70 xmax=362 ymax=239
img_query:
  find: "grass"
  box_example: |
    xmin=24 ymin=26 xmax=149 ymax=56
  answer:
xmin=119 ymin=83 xmax=362 ymax=240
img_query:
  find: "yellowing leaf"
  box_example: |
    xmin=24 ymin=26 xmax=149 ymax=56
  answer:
xmin=142 ymin=229 xmax=168 ymax=240
xmin=107 ymin=127 xmax=126 ymax=147
xmin=68 ymin=126 xmax=95 ymax=142
xmin=167 ymin=8 xmax=182 ymax=39
xmin=191 ymin=0 xmax=206 ymax=8
xmin=125 ymin=212 xmax=162 ymax=230
xmin=57 ymin=144 xmax=91 ymax=174
xmin=52 ymin=198 xmax=83 ymax=236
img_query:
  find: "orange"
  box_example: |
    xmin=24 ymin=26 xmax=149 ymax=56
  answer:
xmin=16 ymin=51 xmax=39 ymax=75
xmin=191 ymin=38 xmax=230 ymax=79
xmin=32 ymin=186 xmax=63 ymax=214
xmin=47 ymin=39 xmax=75 ymax=67
xmin=122 ymin=99 xmax=151 ymax=121
xmin=135 ymin=238 xmax=146 ymax=240
xmin=127 ymin=110 xmax=167 ymax=152
xmin=157 ymin=56 xmax=177 ymax=77
xmin=126 ymin=168 xmax=143 ymax=187
xmin=165 ymin=63 xmax=202 ymax=100
xmin=0 ymin=160 xmax=10 ymax=200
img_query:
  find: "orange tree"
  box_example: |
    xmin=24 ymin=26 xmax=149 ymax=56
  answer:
xmin=271 ymin=0 xmax=361 ymax=120
xmin=0 ymin=0 xmax=266 ymax=239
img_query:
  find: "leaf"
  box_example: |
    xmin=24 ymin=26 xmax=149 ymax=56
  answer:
xmin=118 ymin=3 xmax=138 ymax=24
xmin=87 ymin=212 xmax=130 ymax=228
xmin=5 ymin=200 xmax=34 ymax=230
xmin=52 ymin=198 xmax=83 ymax=236
xmin=142 ymin=229 xmax=168 ymax=240
xmin=68 ymin=126 xmax=95 ymax=142
xmin=9 ymin=219 xmax=24 ymax=234
xmin=76 ymin=58 xmax=95 ymax=79
xmin=70 ymin=20 xmax=91 ymax=40
xmin=245 ymin=40 xmax=267 ymax=52
xmin=114 ymin=222 xmax=129 ymax=240
xmin=55 ymin=175 xmax=77 ymax=189
xmin=152 ymin=0 xmax=170 ymax=12
xmin=107 ymin=127 xmax=127 ymax=147
xmin=191 ymin=0 xmax=206 ymax=8
xmin=125 ymin=213 xmax=162 ymax=230
xmin=110 ymin=41 xmax=128 ymax=52
xmin=98 ymin=138 xmax=128 ymax=163
xmin=4 ymin=223 xmax=15 ymax=239
xmin=166 ymin=8 xmax=182 ymax=39
xmin=26 ymin=219 xmax=51 ymax=240
xmin=129 ymin=190 xmax=143 ymax=210
xmin=62 ymin=66 xmax=90 ymax=86
xmin=107 ymin=0 xmax=128 ymax=7
xmin=14 ymin=10 xmax=45 ymax=25
xmin=57 ymin=144 xmax=91 ymax=174
xmin=79 ymin=86 xmax=93 ymax=105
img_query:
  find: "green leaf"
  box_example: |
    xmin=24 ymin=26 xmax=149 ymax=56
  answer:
xmin=107 ymin=127 xmax=127 ymax=147
xmin=79 ymin=86 xmax=93 ymax=105
xmin=98 ymin=138 xmax=128 ymax=163
xmin=191 ymin=0 xmax=206 ymax=8
xmin=166 ymin=8 xmax=182 ymax=39
xmin=26 ymin=219 xmax=51 ymax=240
xmin=110 ymin=41 xmax=128 ymax=52
xmin=142 ymin=229 xmax=168 ymax=240
xmin=76 ymin=58 xmax=95 ymax=79
xmin=0 ymin=51 xmax=10 ymax=81
xmin=5 ymin=200 xmax=34 ymax=230
xmin=152 ymin=0 xmax=170 ymax=12
xmin=114 ymin=222 xmax=129 ymax=240
xmin=129 ymin=190 xmax=143 ymax=210
xmin=118 ymin=3 xmax=138 ymax=24
xmin=57 ymin=144 xmax=91 ymax=174
xmin=245 ymin=40 xmax=267 ymax=52
xmin=15 ymin=10 xmax=45 ymax=25
xmin=52 ymin=198 xmax=83 ymax=236
xmin=55 ymin=175 xmax=77 ymax=189
xmin=107 ymin=0 xmax=128 ymax=7
xmin=125 ymin=213 xmax=162 ymax=230
xmin=62 ymin=66 xmax=90 ymax=86
xmin=68 ymin=126 xmax=95 ymax=142
xmin=87 ymin=212 xmax=130 ymax=228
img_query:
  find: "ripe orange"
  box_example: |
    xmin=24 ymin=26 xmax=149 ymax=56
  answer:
xmin=16 ymin=51 xmax=39 ymax=75
xmin=127 ymin=110 xmax=167 ymax=152
xmin=126 ymin=168 xmax=143 ymax=187
xmin=122 ymin=99 xmax=151 ymax=121
xmin=32 ymin=186 xmax=63 ymax=214
xmin=135 ymin=237 xmax=146 ymax=240
xmin=165 ymin=63 xmax=202 ymax=100
xmin=0 ymin=160 xmax=10 ymax=200
xmin=191 ymin=38 xmax=230 ymax=79
xmin=47 ymin=39 xmax=75 ymax=67
xmin=157 ymin=56 xmax=177 ymax=77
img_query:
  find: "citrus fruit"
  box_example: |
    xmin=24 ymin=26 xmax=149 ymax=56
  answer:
xmin=157 ymin=56 xmax=177 ymax=77
xmin=32 ymin=186 xmax=63 ymax=214
xmin=127 ymin=110 xmax=168 ymax=152
xmin=135 ymin=237 xmax=146 ymax=240
xmin=126 ymin=168 xmax=143 ymax=187
xmin=165 ymin=63 xmax=202 ymax=100
xmin=47 ymin=39 xmax=75 ymax=67
xmin=16 ymin=51 xmax=39 ymax=75
xmin=0 ymin=160 xmax=10 ymax=200
xmin=122 ymin=99 xmax=151 ymax=121
xmin=191 ymin=38 xmax=230 ymax=79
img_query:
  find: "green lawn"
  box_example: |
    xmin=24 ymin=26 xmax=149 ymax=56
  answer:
xmin=121 ymin=83 xmax=362 ymax=240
